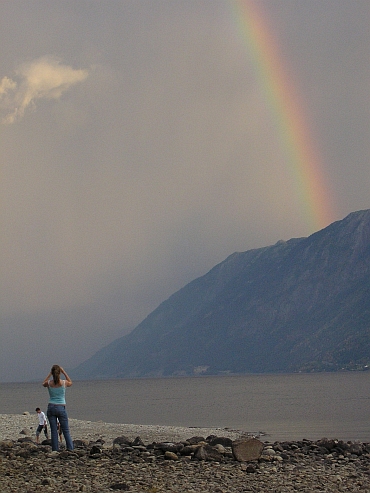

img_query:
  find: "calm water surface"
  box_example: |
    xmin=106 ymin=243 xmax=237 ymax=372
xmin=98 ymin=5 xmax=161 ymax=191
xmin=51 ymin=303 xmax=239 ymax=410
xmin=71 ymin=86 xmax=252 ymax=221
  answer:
xmin=1 ymin=373 xmax=369 ymax=442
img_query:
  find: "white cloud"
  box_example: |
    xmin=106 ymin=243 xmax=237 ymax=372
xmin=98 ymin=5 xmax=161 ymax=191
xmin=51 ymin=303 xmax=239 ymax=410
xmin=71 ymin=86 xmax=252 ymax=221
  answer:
xmin=0 ymin=76 xmax=17 ymax=94
xmin=0 ymin=56 xmax=89 ymax=124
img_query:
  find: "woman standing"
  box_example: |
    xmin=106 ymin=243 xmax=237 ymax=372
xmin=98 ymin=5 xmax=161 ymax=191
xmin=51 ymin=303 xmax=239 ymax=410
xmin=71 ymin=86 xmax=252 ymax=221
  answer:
xmin=43 ymin=365 xmax=74 ymax=451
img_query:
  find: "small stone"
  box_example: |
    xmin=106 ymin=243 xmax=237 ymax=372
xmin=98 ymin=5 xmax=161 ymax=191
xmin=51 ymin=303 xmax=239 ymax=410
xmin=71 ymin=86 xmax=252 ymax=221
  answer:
xmin=194 ymin=444 xmax=223 ymax=462
xmin=164 ymin=451 xmax=179 ymax=460
xmin=109 ymin=483 xmax=129 ymax=490
xmin=132 ymin=436 xmax=145 ymax=446
xmin=89 ymin=445 xmax=102 ymax=455
xmin=113 ymin=436 xmax=132 ymax=446
xmin=213 ymin=443 xmax=226 ymax=454
xmin=187 ymin=436 xmax=206 ymax=444
xmin=20 ymin=428 xmax=31 ymax=436
xmin=263 ymin=448 xmax=276 ymax=456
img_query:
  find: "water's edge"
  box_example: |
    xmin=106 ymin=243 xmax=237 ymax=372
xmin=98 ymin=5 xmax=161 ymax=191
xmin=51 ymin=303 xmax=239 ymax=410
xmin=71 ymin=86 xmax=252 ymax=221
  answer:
xmin=1 ymin=372 xmax=369 ymax=443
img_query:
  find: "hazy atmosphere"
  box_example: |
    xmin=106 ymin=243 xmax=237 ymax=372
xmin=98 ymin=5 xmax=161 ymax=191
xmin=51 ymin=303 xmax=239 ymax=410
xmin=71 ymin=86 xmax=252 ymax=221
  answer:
xmin=1 ymin=1 xmax=369 ymax=382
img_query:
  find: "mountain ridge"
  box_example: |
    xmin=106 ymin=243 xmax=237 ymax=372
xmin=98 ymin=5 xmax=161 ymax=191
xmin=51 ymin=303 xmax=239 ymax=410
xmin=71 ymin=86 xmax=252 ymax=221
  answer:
xmin=72 ymin=209 xmax=370 ymax=379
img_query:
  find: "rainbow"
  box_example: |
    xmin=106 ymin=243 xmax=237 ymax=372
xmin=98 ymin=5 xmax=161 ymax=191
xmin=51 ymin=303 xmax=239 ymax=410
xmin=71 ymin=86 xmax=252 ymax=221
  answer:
xmin=231 ymin=0 xmax=335 ymax=231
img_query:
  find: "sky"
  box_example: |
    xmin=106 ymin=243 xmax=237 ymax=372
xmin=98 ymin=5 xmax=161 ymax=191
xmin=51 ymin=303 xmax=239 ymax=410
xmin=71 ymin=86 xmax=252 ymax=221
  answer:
xmin=1 ymin=1 xmax=369 ymax=382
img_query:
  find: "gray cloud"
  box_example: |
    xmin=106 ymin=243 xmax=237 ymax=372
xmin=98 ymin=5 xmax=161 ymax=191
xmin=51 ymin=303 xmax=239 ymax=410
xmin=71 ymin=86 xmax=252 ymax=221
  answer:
xmin=0 ymin=1 xmax=369 ymax=382
xmin=0 ymin=56 xmax=89 ymax=124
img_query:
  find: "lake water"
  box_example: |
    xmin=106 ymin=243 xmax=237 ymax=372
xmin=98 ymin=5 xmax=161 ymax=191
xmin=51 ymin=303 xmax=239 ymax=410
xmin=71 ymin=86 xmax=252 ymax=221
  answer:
xmin=1 ymin=372 xmax=369 ymax=443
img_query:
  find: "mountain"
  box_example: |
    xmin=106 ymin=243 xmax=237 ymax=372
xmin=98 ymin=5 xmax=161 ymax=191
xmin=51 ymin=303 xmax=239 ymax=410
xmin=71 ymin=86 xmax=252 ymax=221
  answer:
xmin=72 ymin=209 xmax=370 ymax=379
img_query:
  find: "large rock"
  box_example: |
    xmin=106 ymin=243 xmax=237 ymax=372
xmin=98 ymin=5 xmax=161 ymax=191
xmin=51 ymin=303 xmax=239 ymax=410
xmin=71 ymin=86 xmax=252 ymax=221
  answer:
xmin=232 ymin=438 xmax=264 ymax=462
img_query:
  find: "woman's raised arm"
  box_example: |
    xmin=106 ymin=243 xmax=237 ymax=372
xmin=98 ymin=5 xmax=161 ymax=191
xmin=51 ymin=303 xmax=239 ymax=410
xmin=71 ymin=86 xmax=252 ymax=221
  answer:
xmin=42 ymin=371 xmax=51 ymax=387
xmin=60 ymin=367 xmax=72 ymax=387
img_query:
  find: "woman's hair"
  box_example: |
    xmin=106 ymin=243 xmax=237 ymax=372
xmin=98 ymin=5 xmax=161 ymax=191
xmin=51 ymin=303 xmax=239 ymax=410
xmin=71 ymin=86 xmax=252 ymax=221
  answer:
xmin=51 ymin=365 xmax=61 ymax=385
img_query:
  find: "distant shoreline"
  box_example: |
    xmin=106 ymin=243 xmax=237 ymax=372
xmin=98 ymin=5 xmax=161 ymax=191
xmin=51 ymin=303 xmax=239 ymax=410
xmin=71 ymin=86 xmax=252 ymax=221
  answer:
xmin=1 ymin=367 xmax=369 ymax=385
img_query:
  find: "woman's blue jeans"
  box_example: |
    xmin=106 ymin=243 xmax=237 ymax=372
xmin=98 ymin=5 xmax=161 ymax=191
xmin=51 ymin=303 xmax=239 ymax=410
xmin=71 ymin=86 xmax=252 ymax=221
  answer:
xmin=47 ymin=404 xmax=74 ymax=451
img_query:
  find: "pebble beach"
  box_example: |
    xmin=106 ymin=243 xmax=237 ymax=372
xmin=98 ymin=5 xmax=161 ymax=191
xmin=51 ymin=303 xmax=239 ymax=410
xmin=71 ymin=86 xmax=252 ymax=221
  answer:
xmin=0 ymin=413 xmax=245 ymax=447
xmin=1 ymin=413 xmax=370 ymax=493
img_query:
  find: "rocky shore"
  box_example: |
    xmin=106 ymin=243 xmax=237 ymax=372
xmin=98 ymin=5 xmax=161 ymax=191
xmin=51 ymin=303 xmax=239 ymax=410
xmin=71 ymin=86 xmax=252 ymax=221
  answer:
xmin=1 ymin=414 xmax=370 ymax=492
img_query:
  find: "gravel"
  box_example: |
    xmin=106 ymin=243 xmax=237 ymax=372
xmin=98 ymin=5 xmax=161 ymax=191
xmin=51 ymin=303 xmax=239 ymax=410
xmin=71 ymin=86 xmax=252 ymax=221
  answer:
xmin=1 ymin=413 xmax=370 ymax=493
xmin=0 ymin=413 xmax=247 ymax=445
